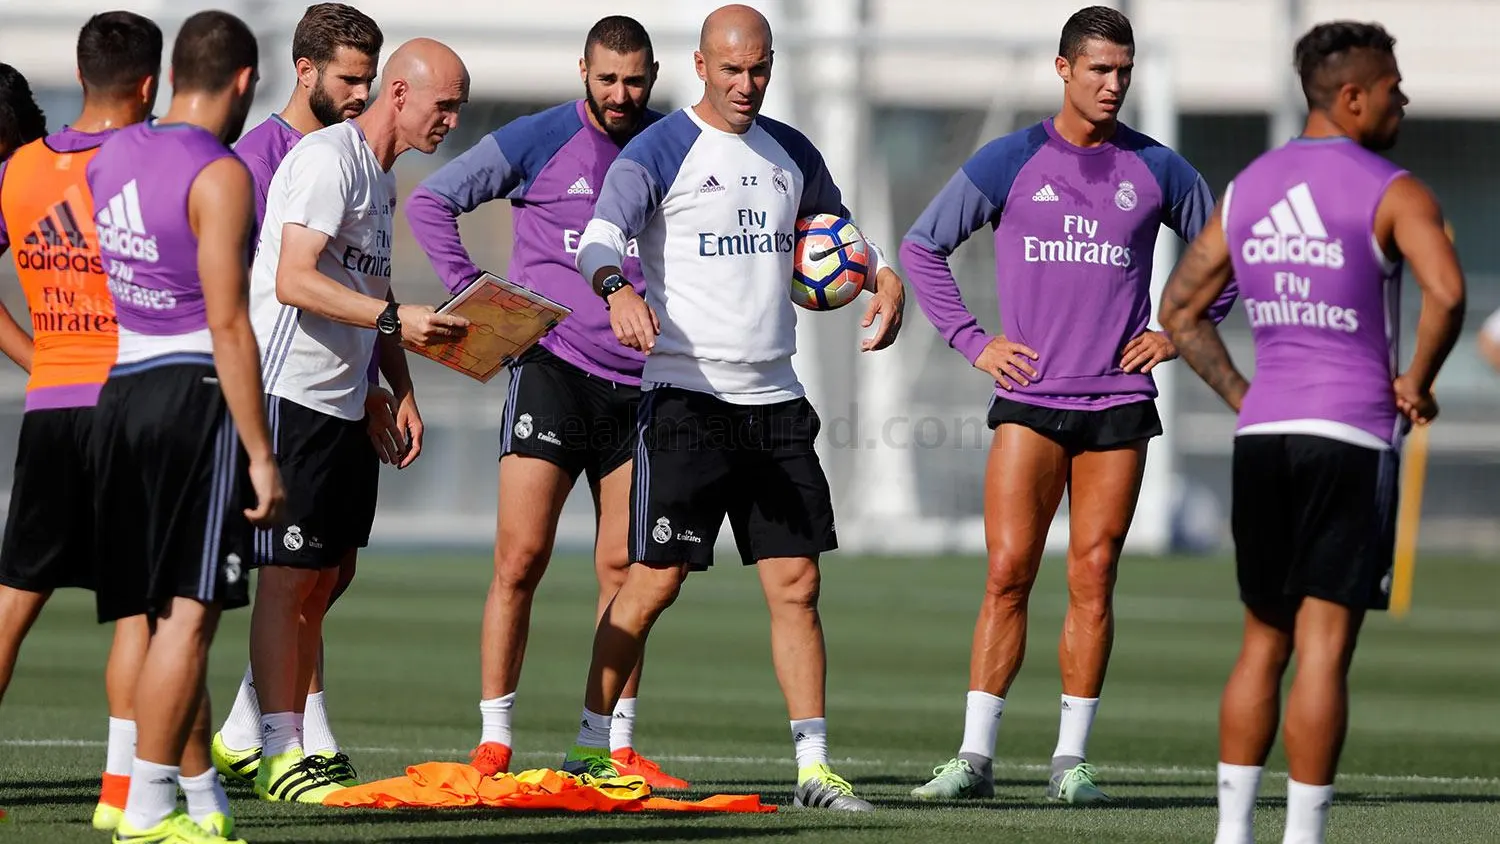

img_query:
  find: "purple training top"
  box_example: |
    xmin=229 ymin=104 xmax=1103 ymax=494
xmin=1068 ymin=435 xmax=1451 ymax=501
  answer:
xmin=87 ymin=120 xmax=235 ymax=347
xmin=406 ymin=99 xmax=661 ymax=385
xmin=901 ymin=118 xmax=1237 ymax=410
xmin=1226 ymin=136 xmax=1408 ymax=447
xmin=234 ymin=113 xmax=303 ymax=233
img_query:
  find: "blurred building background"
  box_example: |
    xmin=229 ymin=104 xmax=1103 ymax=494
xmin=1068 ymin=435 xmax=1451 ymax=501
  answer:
xmin=2 ymin=0 xmax=1496 ymax=555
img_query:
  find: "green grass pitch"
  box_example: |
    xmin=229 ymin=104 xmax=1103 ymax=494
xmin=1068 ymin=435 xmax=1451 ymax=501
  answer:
xmin=2 ymin=551 xmax=1497 ymax=842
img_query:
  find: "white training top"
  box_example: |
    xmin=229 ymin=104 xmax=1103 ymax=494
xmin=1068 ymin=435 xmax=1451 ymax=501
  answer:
xmin=577 ymin=106 xmax=885 ymax=405
xmin=251 ymin=120 xmax=396 ymax=421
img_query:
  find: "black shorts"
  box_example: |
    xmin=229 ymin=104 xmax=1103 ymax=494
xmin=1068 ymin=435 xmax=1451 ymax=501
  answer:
xmin=1232 ymin=434 xmax=1399 ymax=611
xmin=500 ymin=345 xmax=640 ymax=483
xmin=0 ymin=408 xmax=98 ymax=592
xmin=253 ymin=395 xmax=380 ymax=570
xmin=987 ymin=396 xmax=1162 ymax=452
xmin=630 ymin=387 xmax=837 ymax=570
xmin=91 ymin=358 xmax=252 ymax=622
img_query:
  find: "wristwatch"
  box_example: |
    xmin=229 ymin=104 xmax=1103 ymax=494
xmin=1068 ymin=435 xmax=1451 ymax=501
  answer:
xmin=597 ymin=273 xmax=628 ymax=300
xmin=377 ymin=301 xmax=401 ymax=336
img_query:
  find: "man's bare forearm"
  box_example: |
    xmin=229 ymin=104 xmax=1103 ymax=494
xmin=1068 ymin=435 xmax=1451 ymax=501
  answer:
xmin=1173 ymin=319 xmax=1249 ymax=411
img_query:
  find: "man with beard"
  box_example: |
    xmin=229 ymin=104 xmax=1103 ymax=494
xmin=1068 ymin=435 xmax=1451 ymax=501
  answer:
xmin=404 ymin=15 xmax=687 ymax=789
xmin=211 ymin=2 xmax=389 ymax=790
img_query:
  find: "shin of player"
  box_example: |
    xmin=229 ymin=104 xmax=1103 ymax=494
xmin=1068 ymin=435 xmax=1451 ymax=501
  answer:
xmin=87 ymin=11 xmax=284 ymax=843
xmin=0 ymin=15 xmax=159 ymax=832
xmin=900 ymin=5 xmax=1236 ymax=804
xmin=404 ymin=15 xmax=686 ymax=788
xmin=212 ymin=1 xmax=385 ymax=789
xmin=1160 ymin=22 xmax=1464 ymax=844
xmin=567 ymin=4 xmax=905 ymax=811
xmin=242 ymin=37 xmax=469 ymax=803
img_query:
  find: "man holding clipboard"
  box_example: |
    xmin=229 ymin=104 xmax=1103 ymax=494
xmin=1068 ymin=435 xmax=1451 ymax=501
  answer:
xmin=404 ymin=16 xmax=687 ymax=788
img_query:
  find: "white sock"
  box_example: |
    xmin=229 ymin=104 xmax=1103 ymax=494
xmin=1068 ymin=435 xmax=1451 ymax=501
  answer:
xmin=610 ymin=697 xmax=637 ymax=752
xmin=219 ymin=665 xmax=262 ymax=751
xmin=790 ymin=717 xmax=829 ymax=771
xmin=574 ymin=708 xmax=611 ymax=749
xmin=1283 ymin=779 xmax=1334 ymax=844
xmin=479 ymin=693 xmax=516 ymax=746
xmin=1214 ymin=762 xmax=1264 ymax=844
xmin=178 ymin=767 xmax=230 ymax=824
xmin=122 ymin=758 xmax=179 ymax=830
xmin=1052 ymin=694 xmax=1100 ymax=760
xmin=958 ymin=691 xmax=1005 ymax=760
xmin=303 ymin=691 xmax=338 ymax=756
xmin=261 ymin=711 xmax=302 ymax=759
xmin=105 ymin=717 xmax=136 ymax=777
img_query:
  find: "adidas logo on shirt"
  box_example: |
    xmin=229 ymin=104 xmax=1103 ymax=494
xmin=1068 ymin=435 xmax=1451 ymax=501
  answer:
xmin=95 ymin=179 xmax=159 ymax=263
xmin=567 ymin=177 xmax=594 ymax=196
xmin=1032 ymin=184 xmax=1060 ymax=202
xmin=1241 ymin=182 xmax=1344 ymax=269
xmin=15 ymin=199 xmax=102 ymax=274
xmin=699 ymin=175 xmax=726 ymax=193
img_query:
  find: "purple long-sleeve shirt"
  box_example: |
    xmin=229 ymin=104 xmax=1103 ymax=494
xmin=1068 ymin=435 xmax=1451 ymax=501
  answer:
xmin=901 ymin=118 xmax=1237 ymax=410
xmin=405 ymin=99 xmax=661 ymax=385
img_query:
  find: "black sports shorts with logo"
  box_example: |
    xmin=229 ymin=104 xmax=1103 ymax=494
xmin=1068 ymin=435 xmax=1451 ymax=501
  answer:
xmin=0 ymin=407 xmax=98 ymax=592
xmin=499 ymin=344 xmax=641 ymax=483
xmin=1232 ymin=433 xmax=1400 ymax=611
xmin=987 ymin=395 xmax=1163 ymax=452
xmin=629 ymin=386 xmax=837 ymax=570
xmin=253 ymin=395 xmax=379 ymax=570
xmin=91 ymin=356 xmax=252 ymax=622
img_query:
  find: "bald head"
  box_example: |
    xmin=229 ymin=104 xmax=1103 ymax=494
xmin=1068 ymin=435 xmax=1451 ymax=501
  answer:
xmin=373 ymin=37 xmax=469 ymax=158
xmin=699 ymin=4 xmax=772 ymax=54
xmin=383 ymin=37 xmax=468 ymax=91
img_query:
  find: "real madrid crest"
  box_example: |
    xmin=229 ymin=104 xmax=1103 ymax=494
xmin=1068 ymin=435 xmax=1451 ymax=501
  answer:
xmin=283 ymin=525 xmax=304 ymax=552
xmin=514 ymin=412 xmax=534 ymax=440
xmin=771 ymin=166 xmax=789 ymax=196
xmin=651 ymin=516 xmax=672 ymax=544
xmin=1114 ymin=180 xmax=1138 ymax=211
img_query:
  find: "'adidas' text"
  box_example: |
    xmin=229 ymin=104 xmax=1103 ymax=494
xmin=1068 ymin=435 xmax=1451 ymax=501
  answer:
xmin=1241 ymin=182 xmax=1344 ymax=269
xmin=95 ymin=180 xmax=159 ymax=264
xmin=1032 ymin=184 xmax=1060 ymax=202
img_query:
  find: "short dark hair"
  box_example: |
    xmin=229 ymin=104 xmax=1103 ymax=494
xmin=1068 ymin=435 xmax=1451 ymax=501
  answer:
xmin=584 ymin=15 xmax=654 ymax=65
xmin=0 ymin=63 xmax=48 ymax=156
xmin=77 ymin=12 xmax=163 ymax=98
xmin=1059 ymin=5 xmax=1134 ymax=62
xmin=171 ymin=10 xmax=259 ymax=94
xmin=1295 ymin=21 xmax=1398 ymax=110
xmin=292 ymin=3 xmax=383 ymax=69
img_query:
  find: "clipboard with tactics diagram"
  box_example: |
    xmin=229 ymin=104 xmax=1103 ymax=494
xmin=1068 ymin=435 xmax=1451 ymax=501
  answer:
xmin=401 ymin=271 xmax=571 ymax=383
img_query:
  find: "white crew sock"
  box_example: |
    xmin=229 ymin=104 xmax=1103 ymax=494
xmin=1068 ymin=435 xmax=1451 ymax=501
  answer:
xmin=105 ymin=717 xmax=136 ymax=777
xmin=958 ymin=691 xmax=1005 ymax=760
xmin=179 ymin=767 xmax=230 ymax=825
xmin=574 ymin=708 xmax=612 ymax=749
xmin=479 ymin=693 xmax=517 ymax=746
xmin=1052 ymin=694 xmax=1101 ymax=761
xmin=303 ymin=691 xmax=338 ymax=756
xmin=1214 ymin=762 xmax=1264 ymax=844
xmin=122 ymin=758 xmax=178 ymax=830
xmin=219 ymin=665 xmax=262 ymax=751
xmin=261 ymin=711 xmax=302 ymax=759
xmin=790 ymin=717 xmax=829 ymax=771
xmin=1283 ymin=779 xmax=1334 ymax=844
xmin=610 ymin=697 xmax=637 ymax=752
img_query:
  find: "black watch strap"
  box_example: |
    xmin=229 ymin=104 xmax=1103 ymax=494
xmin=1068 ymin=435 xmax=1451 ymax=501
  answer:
xmin=598 ymin=273 xmax=628 ymax=298
xmin=377 ymin=301 xmax=401 ymax=335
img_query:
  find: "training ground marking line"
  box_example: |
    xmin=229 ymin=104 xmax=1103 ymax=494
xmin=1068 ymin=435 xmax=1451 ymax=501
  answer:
xmin=3 ymin=738 xmax=1495 ymax=788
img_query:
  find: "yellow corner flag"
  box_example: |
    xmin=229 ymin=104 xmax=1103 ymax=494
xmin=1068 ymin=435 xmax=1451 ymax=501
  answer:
xmin=1391 ymin=422 xmax=1431 ymax=618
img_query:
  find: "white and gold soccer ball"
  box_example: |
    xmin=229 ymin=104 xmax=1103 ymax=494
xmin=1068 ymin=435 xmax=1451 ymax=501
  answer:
xmin=790 ymin=213 xmax=869 ymax=311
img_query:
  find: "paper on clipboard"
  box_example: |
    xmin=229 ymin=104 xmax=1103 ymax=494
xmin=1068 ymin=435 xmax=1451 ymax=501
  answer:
xmin=401 ymin=272 xmax=571 ymax=383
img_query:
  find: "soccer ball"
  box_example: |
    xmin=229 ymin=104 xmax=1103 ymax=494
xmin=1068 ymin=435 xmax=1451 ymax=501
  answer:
xmin=791 ymin=213 xmax=869 ymax=311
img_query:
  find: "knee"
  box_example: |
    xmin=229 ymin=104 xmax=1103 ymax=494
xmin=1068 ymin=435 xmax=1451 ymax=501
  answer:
xmin=492 ymin=540 xmax=551 ymax=595
xmin=767 ymin=564 xmax=821 ymax=613
xmin=594 ymin=546 xmax=632 ymax=593
xmin=1066 ymin=542 xmax=1121 ymax=614
xmin=610 ymin=564 xmax=686 ymax=627
xmin=984 ymin=549 xmax=1037 ymax=607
